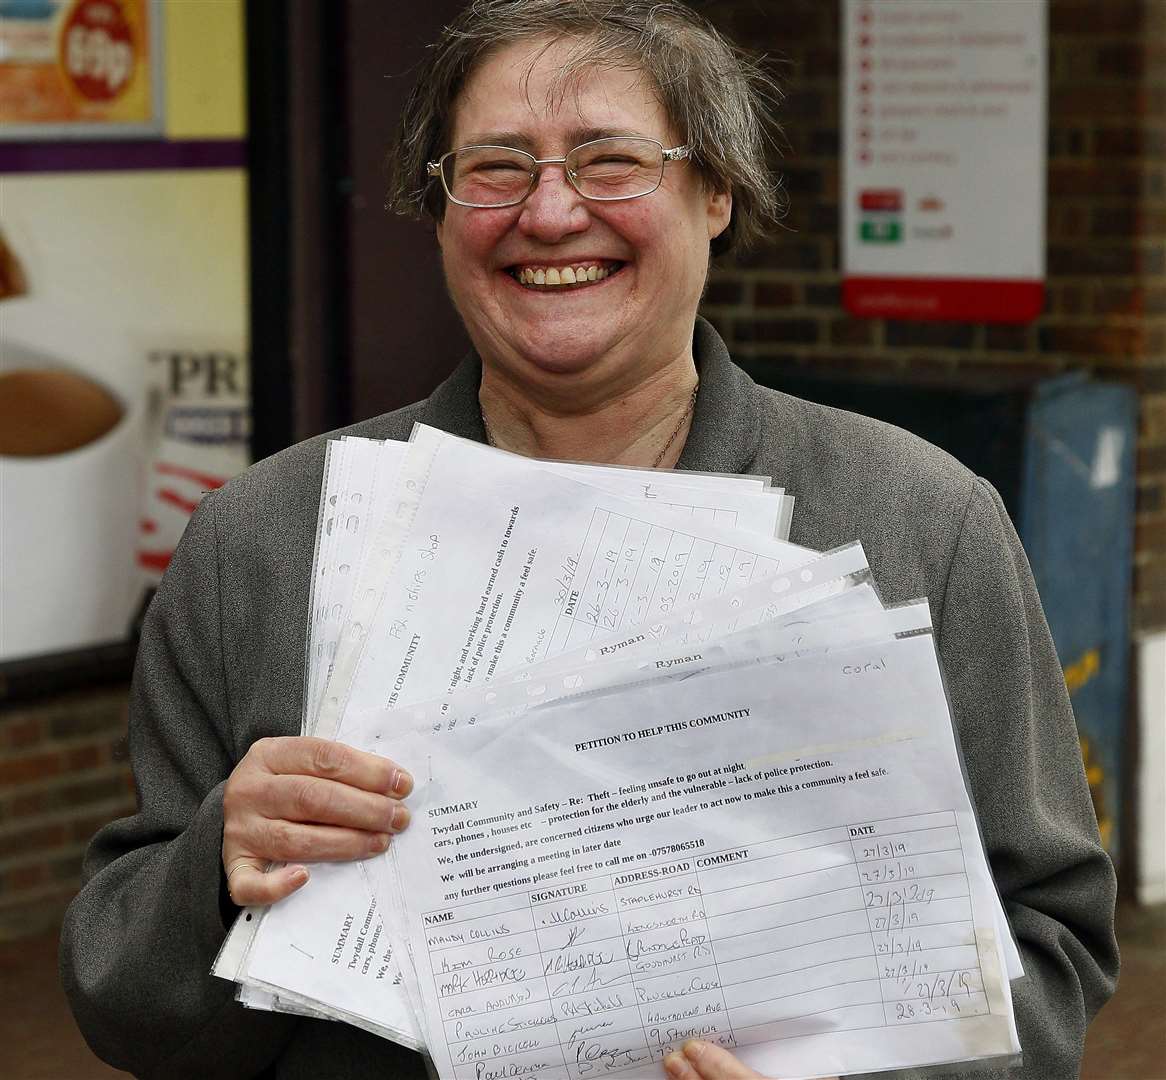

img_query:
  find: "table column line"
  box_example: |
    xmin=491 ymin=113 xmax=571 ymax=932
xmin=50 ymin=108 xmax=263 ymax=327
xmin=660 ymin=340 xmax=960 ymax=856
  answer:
xmin=610 ymin=873 xmax=655 ymax=1057
xmin=587 ymin=515 xmax=632 ymax=639
xmin=692 ymin=865 xmax=739 ymax=1049
xmin=526 ymin=893 xmax=573 ymax=1076
xmin=951 ymin=815 xmax=994 ymax=1018
xmin=849 ymin=827 xmax=892 ymax=1029
xmin=548 ymin=507 xmax=606 ymax=653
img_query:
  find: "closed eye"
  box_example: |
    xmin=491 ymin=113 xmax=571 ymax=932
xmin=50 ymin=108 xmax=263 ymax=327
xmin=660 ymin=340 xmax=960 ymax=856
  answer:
xmin=473 ymin=160 xmax=528 ymax=173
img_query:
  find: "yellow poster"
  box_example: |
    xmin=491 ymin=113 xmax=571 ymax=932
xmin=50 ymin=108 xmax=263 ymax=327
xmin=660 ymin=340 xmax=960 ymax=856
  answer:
xmin=0 ymin=0 xmax=160 ymax=136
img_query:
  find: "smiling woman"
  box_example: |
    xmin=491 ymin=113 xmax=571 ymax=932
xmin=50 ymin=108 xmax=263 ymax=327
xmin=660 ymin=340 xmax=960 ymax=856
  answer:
xmin=60 ymin=2 xmax=1117 ymax=1079
xmin=382 ymin=4 xmax=783 ymax=466
xmin=429 ymin=34 xmax=731 ymax=457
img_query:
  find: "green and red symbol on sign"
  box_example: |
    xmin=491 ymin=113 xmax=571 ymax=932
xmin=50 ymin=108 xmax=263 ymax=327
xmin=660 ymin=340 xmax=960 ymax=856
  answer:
xmin=860 ymin=219 xmax=902 ymax=243
xmin=858 ymin=188 xmax=903 ymax=244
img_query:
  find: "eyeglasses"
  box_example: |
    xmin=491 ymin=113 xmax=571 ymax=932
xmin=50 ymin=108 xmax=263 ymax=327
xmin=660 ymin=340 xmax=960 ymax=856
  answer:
xmin=426 ymin=136 xmax=693 ymax=209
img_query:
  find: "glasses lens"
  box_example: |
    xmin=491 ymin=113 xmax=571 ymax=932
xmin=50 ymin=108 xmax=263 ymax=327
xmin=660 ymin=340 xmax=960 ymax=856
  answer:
xmin=568 ymin=138 xmax=664 ymax=200
xmin=443 ymin=146 xmax=533 ymax=206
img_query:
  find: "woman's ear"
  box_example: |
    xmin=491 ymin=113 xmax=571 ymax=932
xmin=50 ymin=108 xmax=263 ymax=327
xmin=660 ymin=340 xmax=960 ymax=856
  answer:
xmin=706 ymin=188 xmax=732 ymax=242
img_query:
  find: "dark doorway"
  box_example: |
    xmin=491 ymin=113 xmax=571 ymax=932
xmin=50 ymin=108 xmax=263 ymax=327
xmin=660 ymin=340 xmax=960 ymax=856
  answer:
xmin=248 ymin=0 xmax=471 ymax=457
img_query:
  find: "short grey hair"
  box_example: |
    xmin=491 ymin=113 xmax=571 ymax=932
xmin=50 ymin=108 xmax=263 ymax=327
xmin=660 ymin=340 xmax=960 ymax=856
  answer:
xmin=385 ymin=0 xmax=786 ymax=255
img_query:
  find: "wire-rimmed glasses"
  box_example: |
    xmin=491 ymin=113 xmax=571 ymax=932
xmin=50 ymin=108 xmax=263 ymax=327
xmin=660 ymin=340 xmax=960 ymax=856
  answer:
xmin=426 ymin=136 xmax=692 ymax=209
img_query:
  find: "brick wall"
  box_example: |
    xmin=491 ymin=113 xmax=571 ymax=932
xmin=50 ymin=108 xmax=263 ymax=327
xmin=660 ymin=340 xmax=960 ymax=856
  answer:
xmin=0 ymin=688 xmax=134 ymax=940
xmin=698 ymin=0 xmax=1165 ymax=633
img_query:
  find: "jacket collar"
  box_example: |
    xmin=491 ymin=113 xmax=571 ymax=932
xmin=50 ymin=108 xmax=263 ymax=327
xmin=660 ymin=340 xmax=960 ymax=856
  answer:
xmin=417 ymin=352 xmax=488 ymax=442
xmin=677 ymin=317 xmax=762 ymax=475
xmin=418 ymin=316 xmax=763 ymax=476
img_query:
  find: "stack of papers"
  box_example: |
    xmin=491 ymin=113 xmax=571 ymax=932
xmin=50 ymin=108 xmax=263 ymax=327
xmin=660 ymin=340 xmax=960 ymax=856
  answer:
xmin=214 ymin=425 xmax=1023 ymax=1078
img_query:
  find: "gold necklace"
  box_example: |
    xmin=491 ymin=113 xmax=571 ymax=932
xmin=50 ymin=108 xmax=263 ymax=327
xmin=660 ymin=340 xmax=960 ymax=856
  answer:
xmin=651 ymin=384 xmax=699 ymax=468
xmin=481 ymin=383 xmax=699 ymax=469
xmin=481 ymin=406 xmax=501 ymax=450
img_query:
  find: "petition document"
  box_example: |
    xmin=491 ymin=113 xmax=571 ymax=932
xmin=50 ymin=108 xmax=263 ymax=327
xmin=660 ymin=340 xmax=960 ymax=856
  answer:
xmin=218 ymin=432 xmax=805 ymax=1030
xmin=225 ymin=550 xmax=860 ymax=1035
xmin=324 ymin=425 xmax=814 ymax=739
xmin=391 ymin=633 xmax=1020 ymax=1079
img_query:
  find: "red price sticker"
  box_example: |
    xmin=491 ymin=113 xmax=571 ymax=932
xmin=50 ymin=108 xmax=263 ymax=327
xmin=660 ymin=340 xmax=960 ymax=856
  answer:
xmin=59 ymin=0 xmax=136 ymax=103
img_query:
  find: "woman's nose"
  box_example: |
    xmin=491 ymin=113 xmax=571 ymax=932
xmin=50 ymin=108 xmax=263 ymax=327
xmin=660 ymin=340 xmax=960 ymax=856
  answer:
xmin=516 ymin=164 xmax=590 ymax=242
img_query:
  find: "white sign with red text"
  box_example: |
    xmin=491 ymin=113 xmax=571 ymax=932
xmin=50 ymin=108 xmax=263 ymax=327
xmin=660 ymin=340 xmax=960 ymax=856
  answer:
xmin=139 ymin=347 xmax=250 ymax=581
xmin=841 ymin=0 xmax=1047 ymax=323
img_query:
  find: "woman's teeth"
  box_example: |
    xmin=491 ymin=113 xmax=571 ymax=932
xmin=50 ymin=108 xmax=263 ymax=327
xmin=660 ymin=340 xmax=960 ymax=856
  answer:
xmin=513 ymin=264 xmax=614 ymax=288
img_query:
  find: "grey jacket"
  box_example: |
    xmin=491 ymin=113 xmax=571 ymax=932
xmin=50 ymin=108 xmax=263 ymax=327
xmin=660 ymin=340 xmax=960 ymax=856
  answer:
xmin=61 ymin=319 xmax=1118 ymax=1079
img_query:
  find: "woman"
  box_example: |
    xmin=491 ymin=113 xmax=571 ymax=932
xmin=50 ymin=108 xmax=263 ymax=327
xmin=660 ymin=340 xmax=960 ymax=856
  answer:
xmin=61 ymin=3 xmax=1117 ymax=1079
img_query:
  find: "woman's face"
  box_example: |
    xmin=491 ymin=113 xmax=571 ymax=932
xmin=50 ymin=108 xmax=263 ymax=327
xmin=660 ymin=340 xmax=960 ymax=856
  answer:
xmin=436 ymin=37 xmax=731 ymax=396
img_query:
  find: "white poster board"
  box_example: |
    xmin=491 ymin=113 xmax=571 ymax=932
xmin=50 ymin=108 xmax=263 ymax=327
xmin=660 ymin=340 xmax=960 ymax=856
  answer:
xmin=0 ymin=171 xmax=248 ymax=664
xmin=841 ymin=0 xmax=1047 ymax=322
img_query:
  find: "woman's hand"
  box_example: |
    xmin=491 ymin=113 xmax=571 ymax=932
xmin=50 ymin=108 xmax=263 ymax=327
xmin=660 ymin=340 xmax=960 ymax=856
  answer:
xmin=663 ymin=1040 xmax=840 ymax=1080
xmin=221 ymin=736 xmax=412 ymax=906
xmin=663 ymin=1041 xmax=764 ymax=1078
